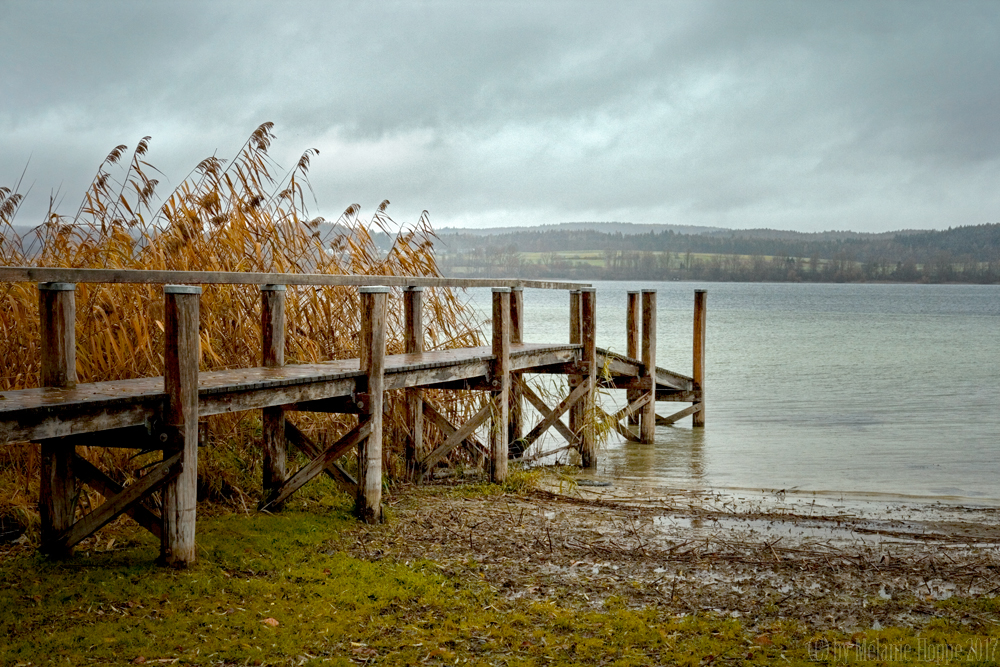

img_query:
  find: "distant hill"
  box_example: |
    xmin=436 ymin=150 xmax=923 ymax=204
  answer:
xmin=437 ymin=221 xmax=726 ymax=237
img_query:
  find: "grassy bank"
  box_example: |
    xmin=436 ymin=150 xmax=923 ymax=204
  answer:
xmin=5 ymin=481 xmax=1000 ymax=666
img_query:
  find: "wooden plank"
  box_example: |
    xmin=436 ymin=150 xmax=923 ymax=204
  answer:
xmin=693 ymin=289 xmax=707 ymax=427
xmin=38 ymin=282 xmax=77 ymax=558
xmin=656 ymin=390 xmax=702 ymax=402
xmin=287 ymin=396 xmax=364 ymax=414
xmin=161 ymin=285 xmax=201 ymax=567
xmin=513 ymin=443 xmax=577 ymax=464
xmin=283 ymin=421 xmax=357 ymax=495
xmin=0 ymin=266 xmax=589 ymax=291
xmin=422 ymin=401 xmax=488 ymax=458
xmin=356 ymin=287 xmax=387 ymax=523
xmin=640 ymin=289 xmax=657 ymax=444
xmin=626 ymin=291 xmax=640 ymax=427
xmin=579 ymin=288 xmax=597 ymax=468
xmin=421 ymin=402 xmax=492 ymax=476
xmin=516 ymin=378 xmax=576 ymax=444
xmin=72 ymin=454 xmax=163 ymax=539
xmin=522 ymin=378 xmax=591 ymax=448
xmin=568 ymin=290 xmax=582 ymax=444
xmin=261 ymin=422 xmax=370 ymax=510
xmin=489 ymin=288 xmax=511 ymax=483
xmin=404 ymin=287 xmax=424 ymax=481
xmin=261 ymin=285 xmax=286 ymax=508
xmin=657 ymin=403 xmax=703 ymax=426
xmin=51 ymin=452 xmax=181 ymax=553
xmin=509 ymin=287 xmax=524 ymax=445
xmin=655 ymin=367 xmax=695 ymax=392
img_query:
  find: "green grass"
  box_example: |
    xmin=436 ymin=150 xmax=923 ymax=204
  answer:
xmin=5 ymin=486 xmax=1000 ymax=665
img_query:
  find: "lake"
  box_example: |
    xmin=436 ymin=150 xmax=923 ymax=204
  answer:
xmin=460 ymin=282 xmax=1000 ymax=505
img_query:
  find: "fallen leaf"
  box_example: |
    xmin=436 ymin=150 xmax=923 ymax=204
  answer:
xmin=262 ymin=617 xmax=279 ymax=627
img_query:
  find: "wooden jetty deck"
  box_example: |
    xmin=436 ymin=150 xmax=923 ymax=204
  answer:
xmin=0 ymin=267 xmax=706 ymax=566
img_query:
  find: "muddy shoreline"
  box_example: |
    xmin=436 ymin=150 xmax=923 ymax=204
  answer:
xmin=349 ymin=479 xmax=1000 ymax=632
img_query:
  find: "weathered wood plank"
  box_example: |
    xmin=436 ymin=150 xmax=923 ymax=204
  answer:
xmin=51 ymin=452 xmax=181 ymax=553
xmin=640 ymin=289 xmax=657 ymax=443
xmin=516 ymin=378 xmax=576 ymax=445
xmin=626 ymin=291 xmax=640 ymax=427
xmin=356 ymin=287 xmax=387 ymax=523
xmin=579 ymin=288 xmax=597 ymax=468
xmin=72 ymin=454 xmax=163 ymax=539
xmin=522 ymin=378 xmax=591 ymax=448
xmin=38 ymin=282 xmax=78 ymax=558
xmin=421 ymin=402 xmax=492 ymax=476
xmin=657 ymin=403 xmax=703 ymax=426
xmin=422 ymin=401 xmax=489 ymax=459
xmin=509 ymin=287 xmax=524 ymax=445
xmin=568 ymin=290 xmax=582 ymax=445
xmin=489 ymin=288 xmax=511 ymax=483
xmin=656 ymin=389 xmax=703 ymax=402
xmin=404 ymin=286 xmax=424 ymax=481
xmin=261 ymin=422 xmax=370 ymax=510
xmin=161 ymin=285 xmax=200 ymax=567
xmin=693 ymin=289 xmax=707 ymax=427
xmin=0 ymin=266 xmax=589 ymax=291
xmin=261 ymin=285 xmax=287 ymax=508
xmin=284 ymin=421 xmax=357 ymax=495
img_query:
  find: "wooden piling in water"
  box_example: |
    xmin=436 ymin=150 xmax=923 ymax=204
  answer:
xmin=404 ymin=286 xmax=424 ymax=481
xmin=508 ymin=287 xmax=524 ymax=448
xmin=568 ymin=290 xmax=582 ymax=441
xmin=161 ymin=285 xmax=201 ymax=567
xmin=490 ymin=288 xmax=511 ymax=483
xmin=38 ymin=282 xmax=77 ymax=558
xmin=640 ymin=289 xmax=657 ymax=443
xmin=625 ymin=290 xmax=640 ymax=427
xmin=579 ymin=288 xmax=597 ymax=468
xmin=693 ymin=289 xmax=707 ymax=427
xmin=260 ymin=285 xmax=287 ymax=508
xmin=357 ymin=287 xmax=388 ymax=523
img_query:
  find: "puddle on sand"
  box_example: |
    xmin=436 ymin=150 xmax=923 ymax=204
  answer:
xmin=653 ymin=514 xmax=930 ymax=547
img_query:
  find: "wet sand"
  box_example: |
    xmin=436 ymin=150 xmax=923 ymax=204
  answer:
xmin=349 ymin=479 xmax=1000 ymax=631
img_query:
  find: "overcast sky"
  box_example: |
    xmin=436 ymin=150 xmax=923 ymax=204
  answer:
xmin=2 ymin=1 xmax=999 ymax=233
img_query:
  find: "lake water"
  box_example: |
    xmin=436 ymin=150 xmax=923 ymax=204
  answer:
xmin=460 ymin=282 xmax=1000 ymax=505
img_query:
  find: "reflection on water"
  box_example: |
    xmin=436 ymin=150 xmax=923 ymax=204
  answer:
xmin=462 ymin=282 xmax=1000 ymax=504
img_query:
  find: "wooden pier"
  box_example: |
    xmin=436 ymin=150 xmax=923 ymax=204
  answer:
xmin=0 ymin=267 xmax=706 ymax=565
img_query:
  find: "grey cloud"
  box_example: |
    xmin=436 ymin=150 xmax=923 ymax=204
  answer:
xmin=2 ymin=0 xmax=998 ymax=232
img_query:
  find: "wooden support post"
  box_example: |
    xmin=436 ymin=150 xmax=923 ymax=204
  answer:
xmin=357 ymin=286 xmax=387 ymax=523
xmin=508 ymin=286 xmax=524 ymax=448
xmin=640 ymin=289 xmax=657 ymax=444
xmin=625 ymin=290 xmax=640 ymax=427
xmin=260 ymin=285 xmax=286 ymax=508
xmin=490 ymin=288 xmax=511 ymax=484
xmin=579 ymin=288 xmax=597 ymax=468
xmin=568 ymin=289 xmax=582 ymax=441
xmin=38 ymin=282 xmax=77 ymax=558
xmin=161 ymin=285 xmax=201 ymax=567
xmin=693 ymin=289 xmax=707 ymax=427
xmin=404 ymin=286 xmax=424 ymax=481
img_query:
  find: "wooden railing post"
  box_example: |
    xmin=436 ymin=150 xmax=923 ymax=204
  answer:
xmin=568 ymin=289 xmax=582 ymax=440
xmin=625 ymin=290 xmax=640 ymax=427
xmin=490 ymin=288 xmax=511 ymax=483
xmin=161 ymin=285 xmax=201 ymax=567
xmin=261 ymin=285 xmax=286 ymax=508
xmin=357 ymin=286 xmax=387 ymax=522
xmin=508 ymin=287 xmax=524 ymax=448
xmin=579 ymin=288 xmax=597 ymax=468
xmin=640 ymin=289 xmax=657 ymax=444
xmin=404 ymin=286 xmax=424 ymax=481
xmin=38 ymin=282 xmax=77 ymax=558
xmin=693 ymin=289 xmax=707 ymax=427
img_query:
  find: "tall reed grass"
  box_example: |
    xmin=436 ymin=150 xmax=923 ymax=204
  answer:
xmin=0 ymin=123 xmax=486 ymax=521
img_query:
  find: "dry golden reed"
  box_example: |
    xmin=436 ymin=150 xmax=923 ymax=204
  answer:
xmin=0 ymin=123 xmax=485 ymax=512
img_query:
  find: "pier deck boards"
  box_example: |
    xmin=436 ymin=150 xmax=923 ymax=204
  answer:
xmin=1 ymin=268 xmax=707 ymax=564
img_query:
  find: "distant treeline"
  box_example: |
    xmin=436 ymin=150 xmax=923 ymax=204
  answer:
xmin=437 ymin=223 xmax=1000 ymax=283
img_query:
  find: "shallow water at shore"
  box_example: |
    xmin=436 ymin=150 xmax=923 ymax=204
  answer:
xmin=462 ymin=282 xmax=1000 ymax=505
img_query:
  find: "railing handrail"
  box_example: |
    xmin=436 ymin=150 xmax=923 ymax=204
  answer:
xmin=0 ymin=266 xmax=589 ymax=291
